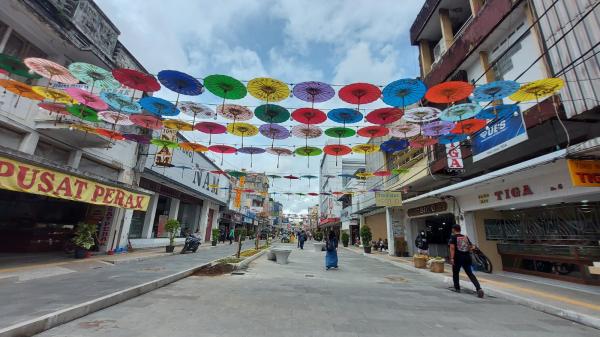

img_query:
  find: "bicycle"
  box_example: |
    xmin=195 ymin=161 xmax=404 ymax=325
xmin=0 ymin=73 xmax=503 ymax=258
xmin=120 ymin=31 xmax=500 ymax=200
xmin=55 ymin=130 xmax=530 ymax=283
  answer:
xmin=471 ymin=247 xmax=493 ymax=273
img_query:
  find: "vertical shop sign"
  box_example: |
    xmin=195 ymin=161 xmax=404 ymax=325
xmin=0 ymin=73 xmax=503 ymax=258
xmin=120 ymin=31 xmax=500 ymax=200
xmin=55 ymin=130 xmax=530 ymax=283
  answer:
xmin=445 ymin=142 xmax=463 ymax=169
xmin=234 ymin=176 xmax=245 ymax=209
xmin=155 ymin=128 xmax=178 ymax=167
xmin=99 ymin=207 xmax=115 ymax=245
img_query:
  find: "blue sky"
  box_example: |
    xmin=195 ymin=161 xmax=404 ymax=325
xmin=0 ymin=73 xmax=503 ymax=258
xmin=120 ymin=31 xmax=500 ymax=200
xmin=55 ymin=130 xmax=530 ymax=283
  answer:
xmin=97 ymin=0 xmax=425 ymax=214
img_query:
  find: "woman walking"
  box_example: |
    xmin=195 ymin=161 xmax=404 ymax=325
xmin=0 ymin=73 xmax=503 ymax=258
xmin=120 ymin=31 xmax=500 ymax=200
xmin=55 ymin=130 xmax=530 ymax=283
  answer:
xmin=325 ymin=230 xmax=338 ymax=270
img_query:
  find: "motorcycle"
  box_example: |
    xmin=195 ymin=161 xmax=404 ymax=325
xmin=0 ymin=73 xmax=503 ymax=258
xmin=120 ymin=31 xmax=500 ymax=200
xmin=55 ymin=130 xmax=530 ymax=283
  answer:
xmin=180 ymin=233 xmax=201 ymax=254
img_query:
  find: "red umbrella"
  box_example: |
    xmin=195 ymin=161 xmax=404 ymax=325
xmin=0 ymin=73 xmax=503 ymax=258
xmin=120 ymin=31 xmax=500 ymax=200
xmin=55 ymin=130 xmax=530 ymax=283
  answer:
xmin=95 ymin=128 xmax=125 ymax=141
xmin=112 ymin=68 xmax=161 ymax=92
xmin=323 ymin=144 xmax=352 ymax=166
xmin=38 ymin=102 xmax=68 ymax=115
xmin=451 ymin=119 xmax=487 ymax=134
xmin=307 ymin=192 xmax=319 ymax=196
xmin=209 ymin=144 xmax=237 ymax=165
xmin=130 ymin=114 xmax=163 ymax=130
xmin=338 ymin=83 xmax=381 ymax=111
xmin=425 ymin=81 xmax=473 ymax=104
xmin=283 ymin=174 xmax=299 ymax=188
xmin=291 ymin=108 xmax=327 ymax=125
xmin=373 ymin=170 xmax=391 ymax=177
xmin=195 ymin=122 xmax=227 ymax=145
xmin=211 ymin=170 xmax=226 ymax=175
xmin=365 ymin=108 xmax=403 ymax=125
xmin=357 ymin=125 xmax=389 ymax=138
xmin=410 ymin=136 xmax=438 ymax=148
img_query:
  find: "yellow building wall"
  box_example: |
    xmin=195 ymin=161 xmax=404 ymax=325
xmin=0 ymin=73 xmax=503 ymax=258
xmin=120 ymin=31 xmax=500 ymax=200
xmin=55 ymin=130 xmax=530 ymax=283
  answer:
xmin=473 ymin=210 xmax=505 ymax=273
xmin=365 ymin=212 xmax=387 ymax=242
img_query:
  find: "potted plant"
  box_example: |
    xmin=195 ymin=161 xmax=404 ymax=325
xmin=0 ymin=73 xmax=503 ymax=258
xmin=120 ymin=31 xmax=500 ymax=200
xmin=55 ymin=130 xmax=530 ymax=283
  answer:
xmin=360 ymin=225 xmax=372 ymax=253
xmin=413 ymin=254 xmax=428 ymax=268
xmin=164 ymin=219 xmax=180 ymax=253
xmin=341 ymin=231 xmax=349 ymax=247
xmin=211 ymin=228 xmax=220 ymax=246
xmin=314 ymin=230 xmax=323 ymax=242
xmin=72 ymin=222 xmax=95 ymax=259
xmin=429 ymin=256 xmax=445 ymax=273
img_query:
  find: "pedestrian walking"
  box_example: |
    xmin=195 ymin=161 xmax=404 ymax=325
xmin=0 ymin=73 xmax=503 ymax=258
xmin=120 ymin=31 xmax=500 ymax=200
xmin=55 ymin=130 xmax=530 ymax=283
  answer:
xmin=415 ymin=231 xmax=429 ymax=255
xmin=449 ymin=224 xmax=484 ymax=298
xmin=299 ymin=230 xmax=306 ymax=249
xmin=325 ymin=230 xmax=338 ymax=270
xmin=229 ymin=227 xmax=235 ymax=245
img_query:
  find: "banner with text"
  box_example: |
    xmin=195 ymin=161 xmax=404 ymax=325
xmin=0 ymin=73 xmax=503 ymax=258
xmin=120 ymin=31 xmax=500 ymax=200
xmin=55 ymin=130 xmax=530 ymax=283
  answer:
xmin=567 ymin=159 xmax=600 ymax=187
xmin=375 ymin=191 xmax=403 ymax=207
xmin=472 ymin=110 xmax=528 ymax=162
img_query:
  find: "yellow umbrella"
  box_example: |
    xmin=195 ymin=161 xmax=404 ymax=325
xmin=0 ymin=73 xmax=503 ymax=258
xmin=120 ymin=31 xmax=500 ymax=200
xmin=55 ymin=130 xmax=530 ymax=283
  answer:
xmin=163 ymin=119 xmax=193 ymax=131
xmin=179 ymin=141 xmax=208 ymax=152
xmin=509 ymin=78 xmax=564 ymax=102
xmin=226 ymin=122 xmax=258 ymax=148
xmin=32 ymin=86 xmax=74 ymax=104
xmin=70 ymin=123 xmax=96 ymax=133
xmin=247 ymin=77 xmax=290 ymax=102
xmin=352 ymin=143 xmax=380 ymax=167
xmin=355 ymin=172 xmax=374 ymax=178
xmin=208 ymin=184 xmax=219 ymax=189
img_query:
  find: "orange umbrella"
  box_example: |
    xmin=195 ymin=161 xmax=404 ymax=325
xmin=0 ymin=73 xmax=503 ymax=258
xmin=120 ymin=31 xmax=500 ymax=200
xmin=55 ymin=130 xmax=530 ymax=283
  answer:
xmin=425 ymin=81 xmax=473 ymax=103
xmin=95 ymin=128 xmax=125 ymax=141
xmin=179 ymin=142 xmax=208 ymax=152
xmin=0 ymin=79 xmax=44 ymax=106
xmin=451 ymin=119 xmax=487 ymax=135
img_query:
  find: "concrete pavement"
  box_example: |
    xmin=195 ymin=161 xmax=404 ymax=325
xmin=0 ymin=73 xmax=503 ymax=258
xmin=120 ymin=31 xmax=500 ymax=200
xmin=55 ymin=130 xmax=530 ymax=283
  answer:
xmin=35 ymin=244 xmax=599 ymax=337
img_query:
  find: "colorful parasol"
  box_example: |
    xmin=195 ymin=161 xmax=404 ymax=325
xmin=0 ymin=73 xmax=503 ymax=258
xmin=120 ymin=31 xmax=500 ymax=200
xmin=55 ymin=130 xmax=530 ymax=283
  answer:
xmin=100 ymin=92 xmax=141 ymax=114
xmin=177 ymin=101 xmax=214 ymax=121
xmin=403 ymin=106 xmax=441 ymax=123
xmin=70 ymin=123 xmax=96 ymax=133
xmin=307 ymin=192 xmax=319 ymax=196
xmin=247 ymin=77 xmax=289 ymax=102
xmin=338 ymin=82 xmax=381 ymax=111
xmin=0 ymin=53 xmax=40 ymax=79
xmin=211 ymin=170 xmax=226 ymax=175
xmin=203 ymin=74 xmax=246 ymax=99
xmin=112 ymin=68 xmax=161 ymax=92
xmin=438 ymin=134 xmax=468 ymax=145
xmin=226 ymin=122 xmax=258 ymax=148
xmin=323 ymin=144 xmax=352 ymax=166
xmin=324 ymin=127 xmax=356 ymax=139
xmin=392 ymin=168 xmax=410 ymax=175
xmin=291 ymin=125 xmax=323 ymax=147
xmin=409 ymin=136 xmax=438 ymax=148
xmin=301 ymin=175 xmax=318 ymax=188
xmin=382 ymin=78 xmax=427 ymax=107
xmin=380 ymin=139 xmax=409 ymax=153
xmin=217 ymin=104 xmax=253 ymax=126
xmin=291 ymin=108 xmax=327 ymax=125
xmin=179 ymin=142 xmax=208 ymax=152
xmin=24 ymin=57 xmax=78 ymax=84
xmin=357 ymin=126 xmax=389 ymax=138
xmin=38 ymin=102 xmax=68 ymax=116
xmin=294 ymin=146 xmax=322 ymax=168
xmin=425 ymin=81 xmax=473 ymax=103
xmin=355 ymin=172 xmax=373 ymax=179
xmin=365 ymin=107 xmax=403 ymax=125
xmin=129 ymin=113 xmax=163 ymax=130
xmin=151 ymin=138 xmax=179 ymax=149
xmin=68 ymin=62 xmax=120 ymax=91
xmin=238 ymin=146 xmax=265 ymax=167
xmin=208 ymin=145 xmax=237 ymax=165
xmin=352 ymin=143 xmax=380 ymax=166
xmin=255 ymin=104 xmax=290 ymax=123
xmin=283 ymin=174 xmax=300 ymax=188
xmin=0 ymin=79 xmax=43 ymax=106
xmin=266 ymin=147 xmax=293 ymax=168
xmin=422 ymin=120 xmax=455 ymax=137
xmin=388 ymin=122 xmax=421 ymax=138
xmin=194 ymin=121 xmax=226 ymax=144
xmin=32 ymin=86 xmax=74 ymax=104
xmin=139 ymin=96 xmax=179 ymax=117
xmin=267 ymin=174 xmax=281 ymax=187
xmin=157 ymin=70 xmax=204 ymax=104
xmin=95 ymin=128 xmax=125 ymax=141
xmin=67 ymin=104 xmax=100 ymax=122
xmin=64 ymin=88 xmax=108 ymax=110
xmin=476 ymin=104 xmax=520 ymax=120
xmin=327 ymin=108 xmax=363 ymax=126
xmin=292 ymin=81 xmax=335 ymax=105
xmin=163 ymin=119 xmax=193 ymax=131
xmin=451 ymin=119 xmax=487 ymax=135
xmin=259 ymin=123 xmax=290 ymax=147
xmin=373 ymin=170 xmax=391 ymax=177
xmin=123 ymin=133 xmax=151 ymax=144
xmin=473 ymin=80 xmax=520 ymax=102
xmin=439 ymin=103 xmax=482 ymax=122
xmin=99 ymin=110 xmax=133 ymax=125
xmin=509 ymin=78 xmax=564 ymax=102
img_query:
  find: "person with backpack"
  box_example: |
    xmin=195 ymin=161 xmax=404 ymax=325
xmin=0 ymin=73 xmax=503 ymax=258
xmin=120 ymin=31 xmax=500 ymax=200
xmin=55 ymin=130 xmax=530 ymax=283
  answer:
xmin=325 ymin=230 xmax=338 ymax=270
xmin=448 ymin=224 xmax=484 ymax=298
xmin=299 ymin=230 xmax=307 ymax=249
xmin=415 ymin=231 xmax=429 ymax=255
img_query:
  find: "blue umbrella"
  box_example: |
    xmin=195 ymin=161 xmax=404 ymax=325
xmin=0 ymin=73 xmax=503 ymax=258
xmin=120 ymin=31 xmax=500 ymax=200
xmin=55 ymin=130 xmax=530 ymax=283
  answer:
xmin=473 ymin=80 xmax=520 ymax=102
xmin=439 ymin=103 xmax=481 ymax=122
xmin=100 ymin=92 xmax=141 ymax=114
xmin=139 ymin=96 xmax=180 ymax=116
xmin=476 ymin=104 xmax=520 ymax=120
xmin=382 ymin=78 xmax=427 ymax=107
xmin=157 ymin=70 xmax=204 ymax=104
xmin=380 ymin=139 xmax=409 ymax=153
xmin=438 ymin=134 xmax=468 ymax=144
xmin=327 ymin=108 xmax=363 ymax=125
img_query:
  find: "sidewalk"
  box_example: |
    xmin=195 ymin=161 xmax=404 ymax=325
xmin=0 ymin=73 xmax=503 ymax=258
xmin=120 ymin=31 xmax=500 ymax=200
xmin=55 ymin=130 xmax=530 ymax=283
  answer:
xmin=344 ymin=246 xmax=600 ymax=329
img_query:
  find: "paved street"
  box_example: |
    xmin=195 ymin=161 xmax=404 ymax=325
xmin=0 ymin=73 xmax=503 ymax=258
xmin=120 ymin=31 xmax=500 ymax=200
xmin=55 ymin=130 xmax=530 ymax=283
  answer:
xmin=36 ymin=244 xmax=599 ymax=337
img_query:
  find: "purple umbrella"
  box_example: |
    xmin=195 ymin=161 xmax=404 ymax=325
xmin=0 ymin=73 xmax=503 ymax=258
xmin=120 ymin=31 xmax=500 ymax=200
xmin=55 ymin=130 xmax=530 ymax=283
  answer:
xmin=237 ymin=146 xmax=265 ymax=167
xmin=259 ymin=123 xmax=290 ymax=147
xmin=292 ymin=81 xmax=335 ymax=107
xmin=123 ymin=133 xmax=151 ymax=144
xmin=422 ymin=120 xmax=455 ymax=137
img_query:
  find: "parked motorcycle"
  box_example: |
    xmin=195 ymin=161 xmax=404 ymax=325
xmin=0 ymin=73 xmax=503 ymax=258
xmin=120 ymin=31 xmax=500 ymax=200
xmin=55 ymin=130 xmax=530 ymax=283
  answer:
xmin=180 ymin=233 xmax=201 ymax=254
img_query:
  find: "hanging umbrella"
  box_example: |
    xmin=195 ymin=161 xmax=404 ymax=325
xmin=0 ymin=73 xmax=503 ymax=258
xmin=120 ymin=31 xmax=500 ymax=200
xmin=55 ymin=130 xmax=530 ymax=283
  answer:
xmin=291 ymin=125 xmax=322 ymax=148
xmin=422 ymin=120 xmax=455 ymax=137
xmin=323 ymin=144 xmax=352 ymax=166
xmin=163 ymin=119 xmax=193 ymax=131
xmin=307 ymin=192 xmax=319 ymax=196
xmin=0 ymin=79 xmax=43 ymax=106
xmin=208 ymin=144 xmax=236 ymax=165
xmin=95 ymin=128 xmax=125 ymax=141
xmin=64 ymin=88 xmax=108 ymax=110
xmin=324 ymin=127 xmax=356 ymax=141
xmin=70 ymin=123 xmax=97 ymax=133
xmin=403 ymin=107 xmax=441 ymax=123
xmin=365 ymin=107 xmax=404 ymax=125
xmin=451 ymin=119 xmax=487 ymax=135
xmin=0 ymin=53 xmax=40 ymax=79
xmin=38 ymin=102 xmax=68 ymax=116
xmin=409 ymin=136 xmax=438 ymax=148
xmin=352 ymin=143 xmax=380 ymax=166
xmin=179 ymin=142 xmax=208 ymax=152
xmin=373 ymin=170 xmax=391 ymax=177
xmin=24 ymin=57 xmax=78 ymax=84
xmin=380 ymin=139 xmax=409 ymax=153
xmin=178 ymin=101 xmax=215 ymax=126
xmin=473 ymin=80 xmax=520 ymax=102
xmin=294 ymin=146 xmax=322 ymax=168
xmin=382 ymin=78 xmax=427 ymax=107
xmin=139 ymin=96 xmax=179 ymax=117
xmin=157 ymin=70 xmax=204 ymax=105
xmin=255 ymin=104 xmax=290 ymax=123
xmin=425 ymin=81 xmax=474 ymax=103
xmin=283 ymin=174 xmax=300 ymax=188
xmin=392 ymin=168 xmax=410 ymax=175
xmin=509 ymin=78 xmax=564 ymax=102
xmin=130 ymin=113 xmax=163 ymax=130
xmin=292 ymin=81 xmax=335 ymax=106
xmin=357 ymin=126 xmax=389 ymax=138
xmin=67 ymin=104 xmax=100 ymax=122
xmin=259 ymin=123 xmax=290 ymax=148
xmin=388 ymin=122 xmax=421 ymax=138
xmin=203 ymin=74 xmax=247 ymax=100
xmin=338 ymin=82 xmax=381 ymax=112
xmin=440 ymin=103 xmax=482 ymax=122
xmin=266 ymin=147 xmax=293 ymax=168
xmin=323 ymin=174 xmax=336 ymax=179
xmin=355 ymin=172 xmax=373 ymax=179
xmin=438 ymin=134 xmax=468 ymax=145
xmin=226 ymin=122 xmax=258 ymax=148
xmin=238 ymin=146 xmax=265 ymax=167
xmin=301 ymin=175 xmax=318 ymax=188
xmin=123 ymin=133 xmax=151 ymax=144
xmin=194 ymin=121 xmax=226 ymax=144
xmin=112 ymin=68 xmax=161 ymax=93
xmin=217 ymin=104 xmax=253 ymax=128
xmin=211 ymin=170 xmax=226 ymax=175
xmin=291 ymin=108 xmax=327 ymax=125
xmin=267 ymin=174 xmax=281 ymax=187
xmin=68 ymin=62 xmax=120 ymax=92
xmin=151 ymin=138 xmax=179 ymax=150
xmin=100 ymin=92 xmax=141 ymax=114
xmin=32 ymin=86 xmax=74 ymax=104
xmin=327 ymin=108 xmax=363 ymax=126
xmin=476 ymin=104 xmax=520 ymax=120
xmin=247 ymin=77 xmax=290 ymax=102
xmin=99 ymin=110 xmax=133 ymax=125
xmin=227 ymin=170 xmax=247 ymax=179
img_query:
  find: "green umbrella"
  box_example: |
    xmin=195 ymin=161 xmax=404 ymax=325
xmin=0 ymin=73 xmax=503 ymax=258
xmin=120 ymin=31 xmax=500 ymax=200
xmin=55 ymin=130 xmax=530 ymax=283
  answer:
xmin=68 ymin=62 xmax=120 ymax=91
xmin=227 ymin=170 xmax=247 ymax=178
xmin=392 ymin=168 xmax=410 ymax=175
xmin=0 ymin=54 xmax=40 ymax=79
xmin=301 ymin=174 xmax=318 ymax=188
xmin=267 ymin=174 xmax=281 ymax=187
xmin=150 ymin=138 xmax=179 ymax=149
xmin=254 ymin=104 xmax=290 ymax=123
xmin=204 ymin=74 xmax=247 ymax=99
xmin=325 ymin=127 xmax=356 ymax=144
xmin=67 ymin=104 xmax=100 ymax=123
xmin=294 ymin=146 xmax=322 ymax=168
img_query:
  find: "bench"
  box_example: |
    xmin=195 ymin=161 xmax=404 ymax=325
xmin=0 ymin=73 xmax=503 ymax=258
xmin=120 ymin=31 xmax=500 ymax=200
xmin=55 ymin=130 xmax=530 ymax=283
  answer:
xmin=270 ymin=248 xmax=292 ymax=264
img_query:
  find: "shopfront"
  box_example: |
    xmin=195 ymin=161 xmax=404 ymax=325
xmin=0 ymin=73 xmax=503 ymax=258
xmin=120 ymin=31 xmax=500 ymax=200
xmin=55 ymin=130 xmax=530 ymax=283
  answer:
xmin=403 ymin=200 xmax=455 ymax=257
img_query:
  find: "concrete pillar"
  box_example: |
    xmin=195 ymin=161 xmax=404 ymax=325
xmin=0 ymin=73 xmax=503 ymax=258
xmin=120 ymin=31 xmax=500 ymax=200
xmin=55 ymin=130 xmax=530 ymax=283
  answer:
xmin=478 ymin=51 xmax=495 ymax=84
xmin=405 ymin=214 xmax=415 ymax=256
xmin=168 ymin=197 xmax=180 ymax=220
xmin=141 ymin=193 xmax=159 ymax=239
xmin=439 ymin=8 xmax=454 ymax=51
xmin=419 ymin=40 xmax=433 ymax=76
xmin=197 ymin=201 xmax=210 ymax=241
xmin=67 ymin=150 xmax=82 ymax=169
xmin=116 ymin=209 xmax=134 ymax=250
xmin=18 ymin=131 xmax=39 ymax=155
xmin=469 ymin=0 xmax=484 ymax=16
xmin=191 ymin=203 xmax=202 ymax=233
xmin=358 ymin=214 xmax=366 ymax=246
xmin=385 ymin=207 xmax=396 ymax=256
xmin=462 ymin=211 xmax=477 ymax=244
xmin=0 ymin=26 xmax=13 ymax=53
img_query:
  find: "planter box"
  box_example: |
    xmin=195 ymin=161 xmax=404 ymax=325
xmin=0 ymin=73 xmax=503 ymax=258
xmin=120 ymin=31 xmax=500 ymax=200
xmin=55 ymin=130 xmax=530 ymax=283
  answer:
xmin=413 ymin=256 xmax=427 ymax=269
xmin=430 ymin=261 xmax=445 ymax=273
xmin=364 ymin=246 xmax=372 ymax=254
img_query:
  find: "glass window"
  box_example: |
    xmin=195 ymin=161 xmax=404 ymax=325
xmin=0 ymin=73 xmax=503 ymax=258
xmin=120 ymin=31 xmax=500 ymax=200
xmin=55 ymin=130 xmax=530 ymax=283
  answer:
xmin=34 ymin=141 xmax=70 ymax=165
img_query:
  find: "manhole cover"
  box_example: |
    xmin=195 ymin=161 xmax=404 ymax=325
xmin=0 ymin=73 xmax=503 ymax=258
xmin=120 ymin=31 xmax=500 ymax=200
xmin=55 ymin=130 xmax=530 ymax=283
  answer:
xmin=231 ymin=271 xmax=245 ymax=275
xmin=383 ymin=275 xmax=407 ymax=283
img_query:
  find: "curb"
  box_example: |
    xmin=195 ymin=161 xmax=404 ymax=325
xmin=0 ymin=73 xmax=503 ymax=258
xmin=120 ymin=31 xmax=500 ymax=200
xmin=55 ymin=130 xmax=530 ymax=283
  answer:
xmin=0 ymin=260 xmax=215 ymax=337
xmin=235 ymin=249 xmax=267 ymax=270
xmin=343 ymin=248 xmax=600 ymax=330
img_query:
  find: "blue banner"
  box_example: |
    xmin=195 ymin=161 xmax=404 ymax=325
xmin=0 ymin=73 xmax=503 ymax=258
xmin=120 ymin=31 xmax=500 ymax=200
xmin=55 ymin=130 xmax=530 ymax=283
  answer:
xmin=472 ymin=111 xmax=528 ymax=162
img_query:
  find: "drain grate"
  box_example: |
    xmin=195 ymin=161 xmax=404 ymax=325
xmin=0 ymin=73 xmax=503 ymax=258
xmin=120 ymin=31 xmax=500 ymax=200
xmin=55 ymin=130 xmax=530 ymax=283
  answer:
xmin=231 ymin=271 xmax=245 ymax=275
xmin=305 ymin=274 xmax=315 ymax=278
xmin=383 ymin=275 xmax=407 ymax=283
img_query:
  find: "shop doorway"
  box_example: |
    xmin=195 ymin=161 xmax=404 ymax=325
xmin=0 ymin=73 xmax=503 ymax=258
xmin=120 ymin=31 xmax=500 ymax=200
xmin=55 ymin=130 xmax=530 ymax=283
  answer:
xmin=411 ymin=214 xmax=454 ymax=257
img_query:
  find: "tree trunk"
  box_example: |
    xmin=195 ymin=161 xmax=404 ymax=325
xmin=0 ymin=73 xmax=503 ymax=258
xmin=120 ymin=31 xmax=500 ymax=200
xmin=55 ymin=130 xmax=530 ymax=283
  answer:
xmin=236 ymin=234 xmax=243 ymax=258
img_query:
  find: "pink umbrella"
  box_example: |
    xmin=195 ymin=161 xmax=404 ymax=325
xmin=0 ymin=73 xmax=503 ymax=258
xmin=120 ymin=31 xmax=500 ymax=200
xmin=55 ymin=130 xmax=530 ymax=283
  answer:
xmin=65 ymin=88 xmax=108 ymax=110
xmin=195 ymin=122 xmax=227 ymax=145
xmin=130 ymin=114 xmax=163 ymax=130
xmin=266 ymin=147 xmax=293 ymax=168
xmin=209 ymin=144 xmax=237 ymax=165
xmin=24 ymin=58 xmax=78 ymax=85
xmin=99 ymin=110 xmax=134 ymax=125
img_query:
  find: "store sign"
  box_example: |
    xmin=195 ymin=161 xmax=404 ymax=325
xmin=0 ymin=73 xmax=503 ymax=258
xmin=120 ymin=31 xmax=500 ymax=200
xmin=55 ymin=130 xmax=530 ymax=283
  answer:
xmin=445 ymin=142 xmax=463 ymax=169
xmin=0 ymin=156 xmax=150 ymax=210
xmin=375 ymin=191 xmax=403 ymax=207
xmin=154 ymin=129 xmax=177 ymax=167
xmin=407 ymin=202 xmax=447 ymax=217
xmin=472 ymin=111 xmax=528 ymax=162
xmin=567 ymin=159 xmax=600 ymax=187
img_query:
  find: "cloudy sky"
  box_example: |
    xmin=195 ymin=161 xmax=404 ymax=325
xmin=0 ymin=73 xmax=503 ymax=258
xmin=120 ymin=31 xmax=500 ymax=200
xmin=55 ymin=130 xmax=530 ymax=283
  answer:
xmin=97 ymin=0 xmax=425 ymax=214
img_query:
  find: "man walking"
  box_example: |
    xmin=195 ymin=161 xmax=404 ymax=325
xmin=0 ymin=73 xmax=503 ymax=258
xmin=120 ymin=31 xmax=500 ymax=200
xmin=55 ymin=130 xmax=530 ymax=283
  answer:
xmin=299 ymin=230 xmax=306 ymax=249
xmin=449 ymin=224 xmax=484 ymax=298
xmin=229 ymin=227 xmax=235 ymax=245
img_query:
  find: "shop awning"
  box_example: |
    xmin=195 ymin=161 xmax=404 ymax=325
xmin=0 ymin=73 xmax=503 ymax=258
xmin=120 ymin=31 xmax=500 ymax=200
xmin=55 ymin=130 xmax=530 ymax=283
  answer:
xmin=319 ymin=217 xmax=340 ymax=226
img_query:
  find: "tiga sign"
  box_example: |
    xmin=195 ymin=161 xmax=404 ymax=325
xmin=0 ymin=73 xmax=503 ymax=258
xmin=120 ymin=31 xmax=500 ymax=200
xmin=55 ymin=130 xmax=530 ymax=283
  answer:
xmin=446 ymin=142 xmax=463 ymax=169
xmin=567 ymin=159 xmax=600 ymax=187
xmin=0 ymin=156 xmax=150 ymax=210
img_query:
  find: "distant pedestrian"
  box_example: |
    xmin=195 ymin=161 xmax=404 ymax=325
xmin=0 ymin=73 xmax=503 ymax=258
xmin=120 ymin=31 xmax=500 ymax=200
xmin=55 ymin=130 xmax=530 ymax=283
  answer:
xmin=415 ymin=231 xmax=429 ymax=255
xmin=299 ymin=230 xmax=306 ymax=249
xmin=229 ymin=227 xmax=235 ymax=245
xmin=325 ymin=230 xmax=338 ymax=270
xmin=449 ymin=224 xmax=484 ymax=298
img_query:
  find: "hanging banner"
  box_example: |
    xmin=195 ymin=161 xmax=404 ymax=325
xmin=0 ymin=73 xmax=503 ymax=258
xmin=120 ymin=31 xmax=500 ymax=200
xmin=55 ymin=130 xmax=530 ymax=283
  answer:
xmin=234 ymin=176 xmax=245 ymax=209
xmin=567 ymin=159 xmax=600 ymax=187
xmin=472 ymin=110 xmax=528 ymax=162
xmin=375 ymin=191 xmax=403 ymax=207
xmin=445 ymin=142 xmax=463 ymax=169
xmin=154 ymin=128 xmax=178 ymax=167
xmin=0 ymin=156 xmax=150 ymax=210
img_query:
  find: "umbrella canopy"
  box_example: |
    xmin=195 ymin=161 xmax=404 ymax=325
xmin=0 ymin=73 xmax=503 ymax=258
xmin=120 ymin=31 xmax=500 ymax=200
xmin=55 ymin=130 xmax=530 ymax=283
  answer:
xmin=380 ymin=139 xmax=409 ymax=153
xmin=179 ymin=142 xmax=208 ymax=152
xmin=112 ymin=68 xmax=161 ymax=92
xmin=0 ymin=79 xmax=44 ymax=103
xmin=100 ymin=92 xmax=141 ymax=113
xmin=388 ymin=122 xmax=421 ymax=138
xmin=422 ymin=120 xmax=455 ymax=137
xmin=295 ymin=146 xmax=322 ymax=167
xmin=266 ymin=146 xmax=293 ymax=168
xmin=283 ymin=174 xmax=299 ymax=180
xmin=382 ymin=78 xmax=427 ymax=107
xmin=226 ymin=122 xmax=258 ymax=147
xmin=247 ymin=77 xmax=289 ymax=102
xmin=157 ymin=70 xmax=204 ymax=96
xmin=203 ymin=74 xmax=247 ymax=99
xmin=209 ymin=144 xmax=236 ymax=164
xmin=307 ymin=192 xmax=319 ymax=196
xmin=355 ymin=172 xmax=373 ymax=179
xmin=338 ymin=173 xmax=355 ymax=178
xmin=32 ymin=86 xmax=74 ymax=104
xmin=129 ymin=114 xmax=163 ymax=130
xmin=68 ymin=62 xmax=119 ymax=90
xmin=123 ymin=133 xmax=151 ymax=144
xmin=217 ymin=104 xmax=253 ymax=121
xmin=327 ymin=108 xmax=363 ymax=124
xmin=352 ymin=144 xmax=379 ymax=154
xmin=163 ymin=119 xmax=193 ymax=131
xmin=509 ymin=78 xmax=564 ymax=102
xmin=238 ymin=146 xmax=265 ymax=167
xmin=70 ymin=123 xmax=96 ymax=133
xmin=392 ymin=168 xmax=410 ymax=175
xmin=473 ymin=80 xmax=520 ymax=102
xmin=178 ymin=101 xmax=215 ymax=119
xmin=151 ymin=138 xmax=179 ymax=149
xmin=24 ymin=57 xmax=78 ymax=84
xmin=64 ymin=88 xmax=108 ymax=110
xmin=338 ymin=82 xmax=381 ymax=105
xmin=476 ymin=104 xmax=520 ymax=120
xmin=99 ymin=110 xmax=133 ymax=125
xmin=409 ymin=136 xmax=438 ymax=148
xmin=139 ymin=96 xmax=179 ymax=117
xmin=324 ymin=127 xmax=355 ymax=139
xmin=0 ymin=53 xmax=40 ymax=79
xmin=95 ymin=128 xmax=125 ymax=141
xmin=425 ymin=81 xmax=474 ymax=103
xmin=451 ymin=119 xmax=487 ymax=134
xmin=254 ymin=104 xmax=290 ymax=123
xmin=301 ymin=174 xmax=318 ymax=187
xmin=292 ymin=81 xmax=335 ymax=103
xmin=438 ymin=134 xmax=468 ymax=144
xmin=66 ymin=104 xmax=100 ymax=122
xmin=259 ymin=123 xmax=289 ymax=147
xmin=323 ymin=144 xmax=352 ymax=156
xmin=403 ymin=106 xmax=441 ymax=123
xmin=373 ymin=170 xmax=391 ymax=177
xmin=228 ymin=170 xmax=247 ymax=178
xmin=195 ymin=121 xmax=226 ymax=144
xmin=291 ymin=125 xmax=322 ymax=139
xmin=38 ymin=102 xmax=68 ymax=115
xmin=291 ymin=108 xmax=327 ymax=125
xmin=440 ymin=103 xmax=482 ymax=122
xmin=357 ymin=126 xmax=389 ymax=138
xmin=365 ymin=107 xmax=403 ymax=124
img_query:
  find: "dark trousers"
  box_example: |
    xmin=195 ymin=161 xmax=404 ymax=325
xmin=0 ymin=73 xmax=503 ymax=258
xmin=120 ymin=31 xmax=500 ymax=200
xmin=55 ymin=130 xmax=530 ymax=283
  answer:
xmin=300 ymin=240 xmax=304 ymax=249
xmin=452 ymin=254 xmax=481 ymax=291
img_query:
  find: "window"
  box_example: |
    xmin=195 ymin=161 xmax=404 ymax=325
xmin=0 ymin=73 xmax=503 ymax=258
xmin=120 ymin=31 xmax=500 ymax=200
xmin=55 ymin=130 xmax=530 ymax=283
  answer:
xmin=34 ymin=141 xmax=70 ymax=165
xmin=1 ymin=26 xmax=46 ymax=59
xmin=79 ymin=156 xmax=120 ymax=181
